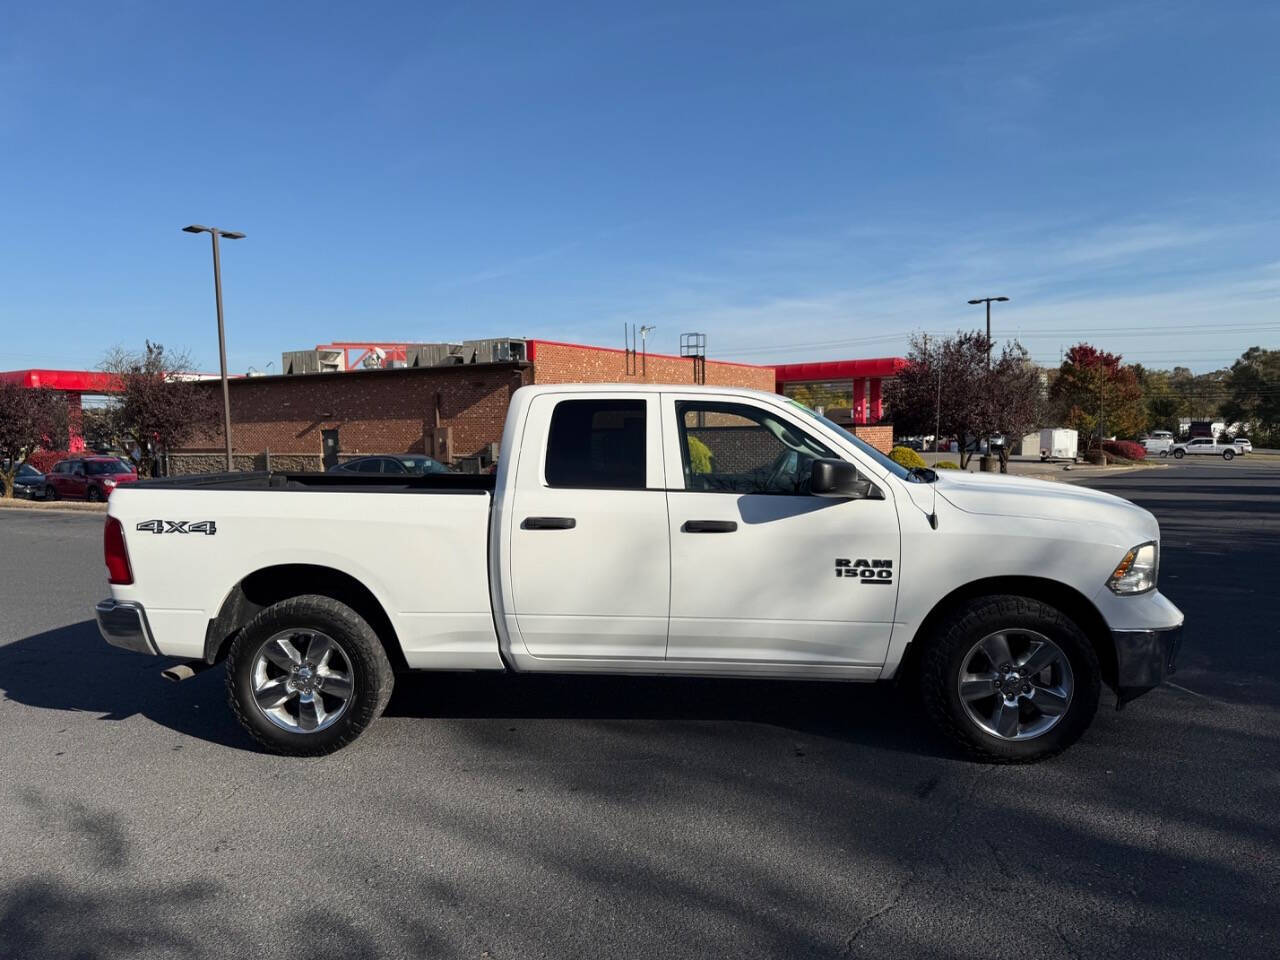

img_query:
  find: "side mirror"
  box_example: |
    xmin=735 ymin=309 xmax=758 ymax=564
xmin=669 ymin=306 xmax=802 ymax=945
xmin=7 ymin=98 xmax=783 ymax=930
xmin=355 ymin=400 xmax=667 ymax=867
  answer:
xmin=810 ymin=459 xmax=880 ymax=499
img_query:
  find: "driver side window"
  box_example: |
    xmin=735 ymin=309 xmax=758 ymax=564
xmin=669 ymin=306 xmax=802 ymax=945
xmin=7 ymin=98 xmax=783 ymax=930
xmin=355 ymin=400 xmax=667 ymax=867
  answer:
xmin=676 ymin=401 xmax=838 ymax=495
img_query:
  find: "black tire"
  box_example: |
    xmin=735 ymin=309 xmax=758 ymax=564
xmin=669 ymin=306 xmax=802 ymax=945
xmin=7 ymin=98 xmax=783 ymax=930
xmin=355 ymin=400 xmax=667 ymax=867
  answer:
xmin=44 ymin=485 xmax=58 ymax=501
xmin=919 ymin=595 xmax=1101 ymax=763
xmin=1223 ymin=450 xmax=1234 ymax=461
xmin=226 ymin=594 xmax=394 ymax=756
xmin=86 ymin=486 xmax=103 ymax=502
xmin=1173 ymin=449 xmax=1184 ymax=459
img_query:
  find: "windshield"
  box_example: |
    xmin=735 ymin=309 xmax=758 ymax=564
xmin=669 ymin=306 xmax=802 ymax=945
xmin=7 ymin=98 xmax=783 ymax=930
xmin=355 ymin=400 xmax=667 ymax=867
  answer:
xmin=86 ymin=460 xmax=131 ymax=476
xmin=785 ymin=399 xmax=912 ymax=480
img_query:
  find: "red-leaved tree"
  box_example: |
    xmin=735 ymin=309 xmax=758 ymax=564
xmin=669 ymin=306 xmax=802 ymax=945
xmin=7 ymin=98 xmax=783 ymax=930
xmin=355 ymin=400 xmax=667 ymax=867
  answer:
xmin=887 ymin=331 xmax=1042 ymax=469
xmin=1049 ymin=344 xmax=1146 ymax=449
xmin=100 ymin=342 xmax=222 ymax=477
xmin=0 ymin=383 xmax=69 ymax=498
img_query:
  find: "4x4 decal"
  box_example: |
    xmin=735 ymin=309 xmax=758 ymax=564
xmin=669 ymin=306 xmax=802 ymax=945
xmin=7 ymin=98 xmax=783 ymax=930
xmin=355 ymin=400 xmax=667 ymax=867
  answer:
xmin=136 ymin=520 xmax=217 ymax=535
xmin=835 ymin=557 xmax=892 ymax=584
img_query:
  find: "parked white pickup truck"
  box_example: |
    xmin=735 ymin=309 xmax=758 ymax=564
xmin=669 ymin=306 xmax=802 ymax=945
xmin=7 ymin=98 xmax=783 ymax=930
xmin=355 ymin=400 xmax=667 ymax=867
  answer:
xmin=1170 ymin=436 xmax=1244 ymax=459
xmin=96 ymin=384 xmax=1183 ymax=762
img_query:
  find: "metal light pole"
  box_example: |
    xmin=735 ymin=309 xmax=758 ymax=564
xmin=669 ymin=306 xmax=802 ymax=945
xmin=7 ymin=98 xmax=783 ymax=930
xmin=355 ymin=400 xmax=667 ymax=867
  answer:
xmin=183 ymin=225 xmax=246 ymax=471
xmin=967 ymin=296 xmax=1009 ymax=366
xmin=967 ymin=296 xmax=1009 ymax=471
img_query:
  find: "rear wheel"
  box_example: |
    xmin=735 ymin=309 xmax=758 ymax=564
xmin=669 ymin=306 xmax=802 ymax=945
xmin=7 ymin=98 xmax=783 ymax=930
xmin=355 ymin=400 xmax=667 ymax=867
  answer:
xmin=919 ymin=595 xmax=1101 ymax=762
xmin=1173 ymin=449 xmax=1185 ymax=459
xmin=226 ymin=595 xmax=394 ymax=756
xmin=44 ymin=485 xmax=58 ymax=500
xmin=1223 ymin=449 xmax=1234 ymax=461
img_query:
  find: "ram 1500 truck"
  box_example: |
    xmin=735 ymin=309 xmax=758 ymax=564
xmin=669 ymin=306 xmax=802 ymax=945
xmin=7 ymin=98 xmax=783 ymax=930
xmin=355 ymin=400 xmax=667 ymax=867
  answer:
xmin=95 ymin=384 xmax=1184 ymax=761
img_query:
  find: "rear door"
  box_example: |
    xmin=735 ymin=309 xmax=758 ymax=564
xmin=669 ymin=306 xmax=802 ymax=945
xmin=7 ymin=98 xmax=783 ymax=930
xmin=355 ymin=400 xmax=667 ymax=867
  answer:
xmin=661 ymin=394 xmax=901 ymax=668
xmin=506 ymin=393 xmax=670 ymax=660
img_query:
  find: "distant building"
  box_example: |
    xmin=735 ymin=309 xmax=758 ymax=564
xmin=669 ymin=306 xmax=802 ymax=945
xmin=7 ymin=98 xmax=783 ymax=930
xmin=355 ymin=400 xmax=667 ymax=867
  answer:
xmin=168 ymin=338 xmax=776 ymax=474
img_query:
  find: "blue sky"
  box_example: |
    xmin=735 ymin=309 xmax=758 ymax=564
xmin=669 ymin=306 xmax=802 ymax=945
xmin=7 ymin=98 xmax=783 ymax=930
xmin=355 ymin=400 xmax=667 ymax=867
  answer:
xmin=1 ymin=1 xmax=1276 ymax=374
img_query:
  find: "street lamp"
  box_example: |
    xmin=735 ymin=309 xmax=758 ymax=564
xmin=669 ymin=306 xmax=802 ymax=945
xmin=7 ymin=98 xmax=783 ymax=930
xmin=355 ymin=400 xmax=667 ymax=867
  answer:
xmin=183 ymin=225 xmax=246 ymax=471
xmin=967 ymin=296 xmax=1009 ymax=471
xmin=967 ymin=296 xmax=1009 ymax=366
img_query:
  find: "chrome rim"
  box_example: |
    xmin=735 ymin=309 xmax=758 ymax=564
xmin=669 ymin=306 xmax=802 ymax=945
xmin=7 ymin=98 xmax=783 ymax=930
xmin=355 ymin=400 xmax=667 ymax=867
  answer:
xmin=957 ymin=629 xmax=1074 ymax=741
xmin=250 ymin=630 xmax=354 ymax=734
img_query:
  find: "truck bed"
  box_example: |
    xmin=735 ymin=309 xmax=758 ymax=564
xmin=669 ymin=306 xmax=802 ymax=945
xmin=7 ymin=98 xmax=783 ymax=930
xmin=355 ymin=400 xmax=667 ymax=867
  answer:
xmin=106 ymin=474 xmax=502 ymax=669
xmin=136 ymin=470 xmax=497 ymax=493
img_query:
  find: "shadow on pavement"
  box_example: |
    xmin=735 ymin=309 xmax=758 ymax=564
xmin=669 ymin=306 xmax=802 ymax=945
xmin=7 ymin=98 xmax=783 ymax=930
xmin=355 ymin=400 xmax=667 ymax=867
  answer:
xmin=0 ymin=620 xmax=951 ymax=760
xmin=0 ymin=620 xmax=250 ymax=750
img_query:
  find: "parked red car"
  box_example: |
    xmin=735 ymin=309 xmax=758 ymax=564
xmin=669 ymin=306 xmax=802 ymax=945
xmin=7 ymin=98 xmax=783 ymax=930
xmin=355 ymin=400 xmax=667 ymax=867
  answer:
xmin=44 ymin=457 xmax=139 ymax=502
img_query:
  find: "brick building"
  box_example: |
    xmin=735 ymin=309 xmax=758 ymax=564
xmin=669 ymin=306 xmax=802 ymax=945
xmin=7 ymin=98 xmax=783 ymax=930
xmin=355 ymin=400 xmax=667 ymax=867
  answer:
xmin=527 ymin=339 xmax=775 ymax=391
xmin=169 ymin=339 xmax=778 ymax=474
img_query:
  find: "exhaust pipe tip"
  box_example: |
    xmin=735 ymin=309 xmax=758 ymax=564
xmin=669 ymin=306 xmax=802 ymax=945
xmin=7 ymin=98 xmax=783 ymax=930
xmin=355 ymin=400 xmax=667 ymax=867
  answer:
xmin=161 ymin=662 xmax=209 ymax=683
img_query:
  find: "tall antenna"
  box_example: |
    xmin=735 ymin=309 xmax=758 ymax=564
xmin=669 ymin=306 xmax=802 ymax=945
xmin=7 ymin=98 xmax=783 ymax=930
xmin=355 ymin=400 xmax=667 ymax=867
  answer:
xmin=639 ymin=325 xmax=656 ymax=375
xmin=624 ymin=324 xmax=638 ymax=376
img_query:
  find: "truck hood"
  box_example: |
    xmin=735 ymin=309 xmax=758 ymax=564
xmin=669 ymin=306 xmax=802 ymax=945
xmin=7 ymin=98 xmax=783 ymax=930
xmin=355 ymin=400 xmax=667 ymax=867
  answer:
xmin=933 ymin=470 xmax=1158 ymax=541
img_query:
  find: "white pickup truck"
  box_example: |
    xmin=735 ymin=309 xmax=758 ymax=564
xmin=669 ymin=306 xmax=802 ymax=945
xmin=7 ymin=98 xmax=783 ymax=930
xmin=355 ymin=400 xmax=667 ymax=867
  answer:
xmin=95 ymin=384 xmax=1183 ymax=762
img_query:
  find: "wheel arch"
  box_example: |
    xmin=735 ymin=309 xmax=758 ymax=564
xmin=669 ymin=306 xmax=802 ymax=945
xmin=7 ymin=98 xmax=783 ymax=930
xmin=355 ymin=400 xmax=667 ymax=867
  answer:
xmin=896 ymin=576 xmax=1117 ymax=692
xmin=202 ymin=564 xmax=407 ymax=671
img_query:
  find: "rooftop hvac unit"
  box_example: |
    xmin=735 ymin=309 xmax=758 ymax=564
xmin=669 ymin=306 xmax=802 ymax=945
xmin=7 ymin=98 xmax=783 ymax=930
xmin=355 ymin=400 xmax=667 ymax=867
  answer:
xmin=461 ymin=338 xmax=528 ymax=364
xmin=317 ymin=349 xmax=344 ymax=373
xmin=408 ymin=343 xmax=467 ymax=368
xmin=282 ymin=350 xmax=319 ymax=375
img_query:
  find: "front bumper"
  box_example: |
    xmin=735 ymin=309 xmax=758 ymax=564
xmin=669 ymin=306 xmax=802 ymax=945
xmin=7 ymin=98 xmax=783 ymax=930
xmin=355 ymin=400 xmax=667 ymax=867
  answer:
xmin=1113 ymin=622 xmax=1182 ymax=706
xmin=95 ymin=599 xmax=159 ymax=656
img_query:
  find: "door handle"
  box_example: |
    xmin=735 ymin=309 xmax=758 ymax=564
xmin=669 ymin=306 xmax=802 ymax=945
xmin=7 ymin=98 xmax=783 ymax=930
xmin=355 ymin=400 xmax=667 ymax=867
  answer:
xmin=682 ymin=520 xmax=738 ymax=533
xmin=522 ymin=516 xmax=577 ymax=530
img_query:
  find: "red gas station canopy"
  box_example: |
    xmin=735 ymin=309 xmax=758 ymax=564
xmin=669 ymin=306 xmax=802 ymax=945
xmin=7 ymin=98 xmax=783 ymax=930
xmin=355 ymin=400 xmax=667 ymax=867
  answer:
xmin=773 ymin=357 xmax=907 ymax=383
xmin=0 ymin=369 xmax=122 ymax=393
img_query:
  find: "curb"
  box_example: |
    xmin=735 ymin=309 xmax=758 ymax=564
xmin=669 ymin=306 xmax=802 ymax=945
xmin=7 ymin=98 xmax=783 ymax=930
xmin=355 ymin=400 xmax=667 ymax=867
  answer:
xmin=0 ymin=500 xmax=108 ymax=515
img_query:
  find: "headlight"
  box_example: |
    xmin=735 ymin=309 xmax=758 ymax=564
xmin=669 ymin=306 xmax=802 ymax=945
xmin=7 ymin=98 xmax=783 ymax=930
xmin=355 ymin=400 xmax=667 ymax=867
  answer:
xmin=1107 ymin=541 xmax=1158 ymax=595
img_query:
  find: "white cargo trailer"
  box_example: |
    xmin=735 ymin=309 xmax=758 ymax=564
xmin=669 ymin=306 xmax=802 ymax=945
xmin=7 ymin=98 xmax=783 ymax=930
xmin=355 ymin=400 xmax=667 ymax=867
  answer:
xmin=1039 ymin=428 xmax=1079 ymax=462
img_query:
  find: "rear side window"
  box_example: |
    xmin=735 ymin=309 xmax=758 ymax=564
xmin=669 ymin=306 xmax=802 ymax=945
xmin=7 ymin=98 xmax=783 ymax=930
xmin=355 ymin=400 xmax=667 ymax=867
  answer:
xmin=545 ymin=399 xmax=646 ymax=489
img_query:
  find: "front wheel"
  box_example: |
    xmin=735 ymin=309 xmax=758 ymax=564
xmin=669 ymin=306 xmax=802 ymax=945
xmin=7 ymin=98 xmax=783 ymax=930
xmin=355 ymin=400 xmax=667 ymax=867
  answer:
xmin=919 ymin=595 xmax=1101 ymax=762
xmin=1223 ymin=450 xmax=1234 ymax=461
xmin=86 ymin=486 xmax=104 ymax=502
xmin=226 ymin=595 xmax=394 ymax=756
xmin=1173 ymin=449 xmax=1185 ymax=459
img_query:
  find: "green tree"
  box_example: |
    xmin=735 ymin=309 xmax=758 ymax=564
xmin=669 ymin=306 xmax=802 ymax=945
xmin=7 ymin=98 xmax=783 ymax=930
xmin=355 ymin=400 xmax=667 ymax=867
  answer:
xmin=1221 ymin=347 xmax=1280 ymax=446
xmin=1135 ymin=367 xmax=1186 ymax=434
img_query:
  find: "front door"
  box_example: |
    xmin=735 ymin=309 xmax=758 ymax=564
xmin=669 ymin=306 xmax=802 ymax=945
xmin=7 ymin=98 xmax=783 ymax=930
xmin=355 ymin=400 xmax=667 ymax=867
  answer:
xmin=507 ymin=393 xmax=671 ymax=661
xmin=321 ymin=430 xmax=340 ymax=470
xmin=662 ymin=395 xmax=901 ymax=668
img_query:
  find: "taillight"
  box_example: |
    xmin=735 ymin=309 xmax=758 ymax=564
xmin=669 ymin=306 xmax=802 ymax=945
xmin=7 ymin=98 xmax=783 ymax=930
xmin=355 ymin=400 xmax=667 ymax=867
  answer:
xmin=104 ymin=516 xmax=134 ymax=585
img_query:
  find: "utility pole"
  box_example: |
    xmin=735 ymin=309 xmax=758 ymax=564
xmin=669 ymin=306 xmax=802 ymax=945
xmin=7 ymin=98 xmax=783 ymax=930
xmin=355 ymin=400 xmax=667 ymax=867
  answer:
xmin=183 ymin=225 xmax=246 ymax=471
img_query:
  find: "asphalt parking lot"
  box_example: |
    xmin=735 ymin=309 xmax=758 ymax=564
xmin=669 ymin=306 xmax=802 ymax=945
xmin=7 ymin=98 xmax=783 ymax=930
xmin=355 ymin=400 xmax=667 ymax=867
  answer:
xmin=2 ymin=458 xmax=1277 ymax=959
